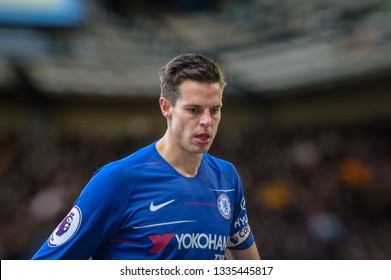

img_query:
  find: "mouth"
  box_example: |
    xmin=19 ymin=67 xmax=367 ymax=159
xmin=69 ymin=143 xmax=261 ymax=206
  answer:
xmin=194 ymin=132 xmax=211 ymax=145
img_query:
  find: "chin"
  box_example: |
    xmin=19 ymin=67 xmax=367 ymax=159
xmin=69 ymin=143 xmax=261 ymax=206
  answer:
xmin=195 ymin=145 xmax=211 ymax=154
xmin=187 ymin=140 xmax=213 ymax=154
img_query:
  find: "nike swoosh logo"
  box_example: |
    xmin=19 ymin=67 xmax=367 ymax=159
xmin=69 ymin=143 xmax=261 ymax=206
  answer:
xmin=150 ymin=199 xmax=175 ymax=212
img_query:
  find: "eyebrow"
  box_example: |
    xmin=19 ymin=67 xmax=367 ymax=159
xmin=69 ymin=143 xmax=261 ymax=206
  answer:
xmin=183 ymin=103 xmax=223 ymax=108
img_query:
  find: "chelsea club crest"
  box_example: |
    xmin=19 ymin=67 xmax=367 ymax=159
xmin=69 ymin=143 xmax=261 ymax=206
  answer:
xmin=217 ymin=193 xmax=231 ymax=220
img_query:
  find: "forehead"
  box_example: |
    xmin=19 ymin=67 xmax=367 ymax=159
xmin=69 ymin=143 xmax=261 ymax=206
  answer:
xmin=177 ymin=80 xmax=223 ymax=105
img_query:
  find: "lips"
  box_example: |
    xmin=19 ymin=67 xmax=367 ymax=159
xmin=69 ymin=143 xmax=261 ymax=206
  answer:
xmin=195 ymin=132 xmax=211 ymax=144
xmin=196 ymin=133 xmax=210 ymax=140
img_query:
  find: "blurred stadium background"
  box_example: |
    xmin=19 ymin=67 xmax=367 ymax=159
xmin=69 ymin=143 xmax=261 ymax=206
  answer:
xmin=1 ymin=0 xmax=391 ymax=259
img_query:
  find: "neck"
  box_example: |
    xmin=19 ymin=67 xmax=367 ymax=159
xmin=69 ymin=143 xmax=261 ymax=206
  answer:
xmin=156 ymin=134 xmax=202 ymax=177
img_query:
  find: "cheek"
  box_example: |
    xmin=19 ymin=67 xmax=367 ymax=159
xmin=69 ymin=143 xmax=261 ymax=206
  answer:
xmin=171 ymin=114 xmax=189 ymax=135
xmin=174 ymin=111 xmax=193 ymax=126
xmin=216 ymin=114 xmax=221 ymax=124
xmin=213 ymin=116 xmax=221 ymax=127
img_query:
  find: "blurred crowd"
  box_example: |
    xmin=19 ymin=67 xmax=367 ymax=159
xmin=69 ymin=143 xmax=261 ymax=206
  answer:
xmin=1 ymin=119 xmax=390 ymax=259
xmin=2 ymin=0 xmax=391 ymax=261
xmin=214 ymin=120 xmax=391 ymax=259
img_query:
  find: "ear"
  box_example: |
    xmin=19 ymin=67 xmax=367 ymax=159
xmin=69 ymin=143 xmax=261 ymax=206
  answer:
xmin=159 ymin=97 xmax=172 ymax=119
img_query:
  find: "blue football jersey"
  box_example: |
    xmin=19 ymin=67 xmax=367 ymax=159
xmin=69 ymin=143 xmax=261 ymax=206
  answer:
xmin=32 ymin=142 xmax=255 ymax=260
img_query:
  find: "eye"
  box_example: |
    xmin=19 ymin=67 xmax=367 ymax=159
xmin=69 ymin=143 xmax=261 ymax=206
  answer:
xmin=187 ymin=107 xmax=200 ymax=114
xmin=210 ymin=108 xmax=220 ymax=115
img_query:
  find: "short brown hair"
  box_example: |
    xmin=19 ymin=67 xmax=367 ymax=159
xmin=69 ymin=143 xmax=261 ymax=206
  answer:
xmin=159 ymin=53 xmax=227 ymax=105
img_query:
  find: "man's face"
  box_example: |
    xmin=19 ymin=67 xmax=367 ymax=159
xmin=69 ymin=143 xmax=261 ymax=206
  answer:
xmin=168 ymin=80 xmax=223 ymax=155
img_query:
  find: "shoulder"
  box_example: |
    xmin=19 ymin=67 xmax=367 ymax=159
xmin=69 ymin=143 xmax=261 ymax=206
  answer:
xmin=77 ymin=142 xmax=160 ymax=207
xmin=105 ymin=142 xmax=156 ymax=169
xmin=203 ymin=153 xmax=239 ymax=178
xmin=90 ymin=142 xmax=158 ymax=188
xmin=204 ymin=153 xmax=236 ymax=169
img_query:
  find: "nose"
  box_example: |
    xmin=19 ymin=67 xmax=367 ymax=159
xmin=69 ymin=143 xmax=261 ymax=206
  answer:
xmin=200 ymin=110 xmax=212 ymax=126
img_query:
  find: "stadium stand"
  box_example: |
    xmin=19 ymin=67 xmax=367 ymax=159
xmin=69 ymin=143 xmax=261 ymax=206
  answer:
xmin=1 ymin=0 xmax=391 ymax=259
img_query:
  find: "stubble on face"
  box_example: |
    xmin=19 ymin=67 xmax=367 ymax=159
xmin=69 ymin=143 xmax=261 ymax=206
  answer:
xmin=170 ymin=80 xmax=223 ymax=156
